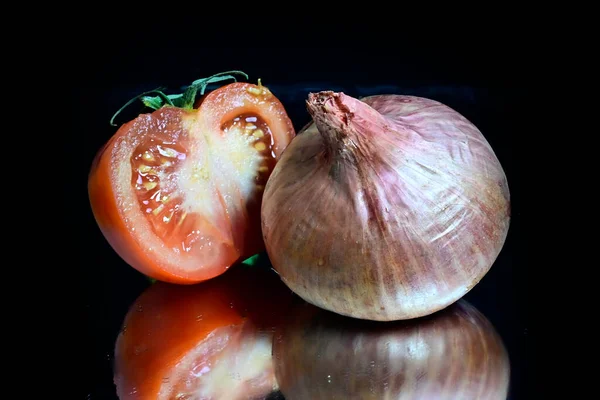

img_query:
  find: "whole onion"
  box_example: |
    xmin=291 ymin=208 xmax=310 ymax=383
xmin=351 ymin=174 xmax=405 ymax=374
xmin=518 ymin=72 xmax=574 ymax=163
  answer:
xmin=261 ymin=91 xmax=510 ymax=321
xmin=272 ymin=300 xmax=511 ymax=400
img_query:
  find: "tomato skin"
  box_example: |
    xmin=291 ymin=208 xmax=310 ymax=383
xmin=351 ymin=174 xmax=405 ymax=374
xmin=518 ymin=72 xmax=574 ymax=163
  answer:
xmin=113 ymin=266 xmax=295 ymax=400
xmin=89 ymin=131 xmax=183 ymax=284
xmin=88 ymin=82 xmax=295 ymax=284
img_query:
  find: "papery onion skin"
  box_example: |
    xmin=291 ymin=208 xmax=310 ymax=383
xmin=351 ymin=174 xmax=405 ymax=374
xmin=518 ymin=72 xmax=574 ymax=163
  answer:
xmin=272 ymin=300 xmax=511 ymax=400
xmin=261 ymin=91 xmax=510 ymax=321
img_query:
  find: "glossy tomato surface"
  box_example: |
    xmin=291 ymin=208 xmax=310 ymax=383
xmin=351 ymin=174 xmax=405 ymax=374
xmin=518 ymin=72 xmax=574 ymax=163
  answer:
xmin=114 ymin=265 xmax=295 ymax=399
xmin=88 ymin=82 xmax=295 ymax=283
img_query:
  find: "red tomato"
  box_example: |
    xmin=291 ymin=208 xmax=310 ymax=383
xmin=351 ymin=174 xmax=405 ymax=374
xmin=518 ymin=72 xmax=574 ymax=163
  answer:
xmin=113 ymin=265 xmax=296 ymax=399
xmin=88 ymin=81 xmax=295 ymax=283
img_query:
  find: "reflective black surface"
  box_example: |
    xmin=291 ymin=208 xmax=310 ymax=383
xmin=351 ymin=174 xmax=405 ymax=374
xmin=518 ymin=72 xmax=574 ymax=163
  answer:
xmin=74 ymin=45 xmax=527 ymax=399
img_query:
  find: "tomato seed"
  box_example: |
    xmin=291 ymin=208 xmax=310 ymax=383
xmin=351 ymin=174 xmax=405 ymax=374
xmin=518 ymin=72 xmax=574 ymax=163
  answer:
xmin=253 ymin=129 xmax=264 ymax=138
xmin=143 ymin=181 xmax=157 ymax=190
xmin=157 ymin=145 xmax=179 ymax=158
xmin=174 ymin=211 xmax=187 ymax=229
xmin=152 ymin=204 xmax=165 ymax=215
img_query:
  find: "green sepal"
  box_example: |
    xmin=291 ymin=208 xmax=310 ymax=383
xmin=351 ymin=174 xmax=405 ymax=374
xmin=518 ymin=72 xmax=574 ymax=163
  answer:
xmin=110 ymin=70 xmax=248 ymax=126
xmin=240 ymin=252 xmax=270 ymax=268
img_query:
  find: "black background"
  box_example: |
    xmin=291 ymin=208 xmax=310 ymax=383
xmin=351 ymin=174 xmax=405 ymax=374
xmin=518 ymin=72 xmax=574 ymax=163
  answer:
xmin=73 ymin=36 xmax=529 ymax=399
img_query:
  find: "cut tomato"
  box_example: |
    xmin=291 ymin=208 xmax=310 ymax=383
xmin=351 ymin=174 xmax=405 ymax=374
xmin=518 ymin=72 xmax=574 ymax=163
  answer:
xmin=88 ymin=74 xmax=295 ymax=283
xmin=113 ymin=265 xmax=295 ymax=400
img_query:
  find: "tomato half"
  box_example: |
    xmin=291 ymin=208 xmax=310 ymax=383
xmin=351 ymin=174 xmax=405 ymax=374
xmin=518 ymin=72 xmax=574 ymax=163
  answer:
xmin=88 ymin=81 xmax=295 ymax=283
xmin=113 ymin=265 xmax=295 ymax=400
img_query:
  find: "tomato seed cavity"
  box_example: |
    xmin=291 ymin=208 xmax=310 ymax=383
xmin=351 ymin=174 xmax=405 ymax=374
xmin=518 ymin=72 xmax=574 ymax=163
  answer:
xmin=131 ymin=140 xmax=189 ymax=242
xmin=222 ymin=113 xmax=276 ymax=188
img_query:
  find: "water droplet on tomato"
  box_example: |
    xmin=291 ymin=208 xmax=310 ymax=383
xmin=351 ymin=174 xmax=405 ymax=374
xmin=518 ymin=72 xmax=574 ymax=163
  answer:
xmin=191 ymin=364 xmax=211 ymax=377
xmin=196 ymin=314 xmax=203 ymax=321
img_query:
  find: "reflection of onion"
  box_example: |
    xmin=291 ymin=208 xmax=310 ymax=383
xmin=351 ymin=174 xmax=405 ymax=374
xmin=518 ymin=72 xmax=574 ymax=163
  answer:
xmin=273 ymin=300 xmax=510 ymax=400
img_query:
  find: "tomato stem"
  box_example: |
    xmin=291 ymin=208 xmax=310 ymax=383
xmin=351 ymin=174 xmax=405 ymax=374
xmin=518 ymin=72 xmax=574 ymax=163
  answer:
xmin=180 ymin=70 xmax=249 ymax=109
xmin=109 ymin=70 xmax=249 ymax=126
xmin=110 ymin=88 xmax=173 ymax=126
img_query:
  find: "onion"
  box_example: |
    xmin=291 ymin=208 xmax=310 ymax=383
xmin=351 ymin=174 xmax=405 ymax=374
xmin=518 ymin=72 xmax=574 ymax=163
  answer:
xmin=261 ymin=91 xmax=510 ymax=321
xmin=272 ymin=300 xmax=510 ymax=400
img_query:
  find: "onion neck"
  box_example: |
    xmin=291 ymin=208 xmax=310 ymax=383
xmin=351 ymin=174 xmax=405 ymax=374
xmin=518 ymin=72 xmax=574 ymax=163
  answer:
xmin=306 ymin=91 xmax=391 ymax=160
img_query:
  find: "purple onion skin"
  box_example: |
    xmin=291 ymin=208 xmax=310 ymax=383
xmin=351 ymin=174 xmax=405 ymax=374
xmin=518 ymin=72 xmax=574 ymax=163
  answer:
xmin=261 ymin=91 xmax=510 ymax=321
xmin=273 ymin=300 xmax=510 ymax=400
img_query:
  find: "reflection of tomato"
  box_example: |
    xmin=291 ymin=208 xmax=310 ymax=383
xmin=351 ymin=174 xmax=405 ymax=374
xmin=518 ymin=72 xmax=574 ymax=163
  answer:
xmin=114 ymin=265 xmax=295 ymax=400
xmin=88 ymin=81 xmax=295 ymax=284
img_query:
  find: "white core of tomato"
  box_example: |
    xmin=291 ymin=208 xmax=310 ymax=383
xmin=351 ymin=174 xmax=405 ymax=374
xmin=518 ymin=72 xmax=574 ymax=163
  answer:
xmin=173 ymin=120 xmax=263 ymax=217
xmin=159 ymin=325 xmax=277 ymax=400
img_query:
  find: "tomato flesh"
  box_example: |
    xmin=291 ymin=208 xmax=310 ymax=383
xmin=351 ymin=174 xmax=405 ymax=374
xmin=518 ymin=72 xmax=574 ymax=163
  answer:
xmin=128 ymin=112 xmax=275 ymax=260
xmin=89 ymin=82 xmax=295 ymax=283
